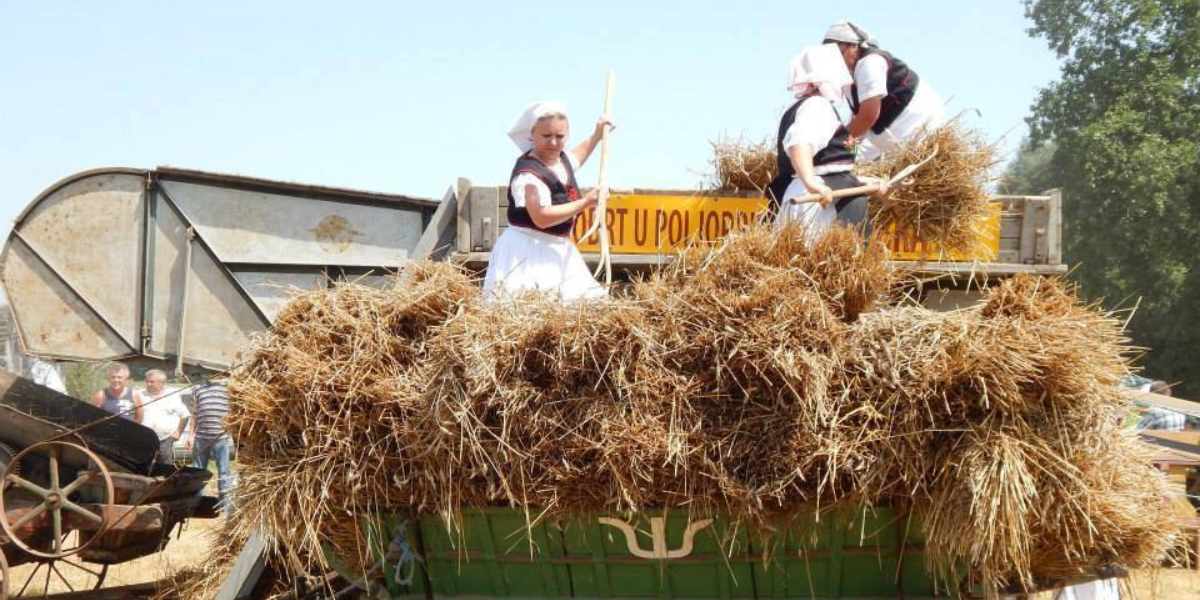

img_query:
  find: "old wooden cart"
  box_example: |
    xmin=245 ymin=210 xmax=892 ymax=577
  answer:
xmin=0 ymin=371 xmax=216 ymax=597
xmin=0 ymin=167 xmax=1067 ymax=599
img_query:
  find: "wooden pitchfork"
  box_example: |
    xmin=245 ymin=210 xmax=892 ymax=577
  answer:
xmin=580 ymin=70 xmax=615 ymax=285
xmin=786 ymin=144 xmax=940 ymax=204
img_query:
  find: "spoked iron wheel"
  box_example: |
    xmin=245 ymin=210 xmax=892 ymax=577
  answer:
xmin=13 ymin=539 xmax=108 ymax=597
xmin=0 ymin=441 xmax=115 ymax=560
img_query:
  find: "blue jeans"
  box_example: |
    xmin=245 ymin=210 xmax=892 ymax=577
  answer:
xmin=193 ymin=436 xmax=234 ymax=501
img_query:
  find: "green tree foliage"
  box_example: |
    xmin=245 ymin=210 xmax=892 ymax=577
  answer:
xmin=998 ymin=138 xmax=1057 ymax=196
xmin=1022 ymin=0 xmax=1199 ymax=396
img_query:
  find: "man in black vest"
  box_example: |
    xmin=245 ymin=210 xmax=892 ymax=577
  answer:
xmin=822 ymin=21 xmax=946 ymax=161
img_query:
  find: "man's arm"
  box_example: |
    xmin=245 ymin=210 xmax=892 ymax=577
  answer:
xmin=133 ymin=391 xmax=144 ymax=423
xmin=185 ymin=393 xmax=197 ymax=448
xmin=91 ymin=390 xmax=104 ymax=408
xmin=847 ymin=96 xmax=882 ymax=140
xmin=172 ymin=397 xmax=190 ymax=439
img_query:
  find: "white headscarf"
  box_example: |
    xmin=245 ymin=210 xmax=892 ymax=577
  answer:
xmin=786 ymin=44 xmax=853 ymax=101
xmin=823 ymin=21 xmax=878 ymax=48
xmin=507 ymin=101 xmax=569 ymax=152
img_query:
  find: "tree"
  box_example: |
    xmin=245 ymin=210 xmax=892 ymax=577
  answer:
xmin=1022 ymin=0 xmax=1200 ymax=396
xmin=998 ymin=138 xmax=1057 ymax=196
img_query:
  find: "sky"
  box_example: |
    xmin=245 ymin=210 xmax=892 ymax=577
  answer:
xmin=0 ymin=1 xmax=1062 ymax=240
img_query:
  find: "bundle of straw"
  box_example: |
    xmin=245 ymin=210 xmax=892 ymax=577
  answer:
xmin=839 ymin=275 xmax=1176 ymax=592
xmin=710 ymin=136 xmax=777 ymax=193
xmin=709 ymin=120 xmax=997 ymax=257
xmin=856 ymin=120 xmax=999 ymax=256
xmin=227 ymin=224 xmax=1173 ymax=598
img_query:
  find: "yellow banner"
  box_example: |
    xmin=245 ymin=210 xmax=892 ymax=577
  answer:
xmin=570 ymin=194 xmax=1001 ymax=262
xmin=570 ymin=194 xmax=766 ymax=253
xmin=883 ymin=204 xmax=1002 ymax=261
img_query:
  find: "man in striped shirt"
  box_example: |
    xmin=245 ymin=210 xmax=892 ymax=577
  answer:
xmin=186 ymin=378 xmax=234 ymax=509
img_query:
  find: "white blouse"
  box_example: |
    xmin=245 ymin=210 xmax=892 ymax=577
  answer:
xmin=510 ymin=153 xmax=581 ymax=208
xmin=782 ymin=98 xmax=841 ymax=155
xmin=853 ymin=53 xmax=890 ymax=101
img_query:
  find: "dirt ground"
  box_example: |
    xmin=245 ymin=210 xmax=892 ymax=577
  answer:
xmin=1128 ymin=568 xmax=1200 ymax=599
xmin=6 ymin=510 xmax=220 ymax=596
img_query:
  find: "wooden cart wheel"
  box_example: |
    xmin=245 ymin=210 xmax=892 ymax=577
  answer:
xmin=13 ymin=551 xmax=108 ymax=597
xmin=0 ymin=548 xmax=9 ymax=600
xmin=0 ymin=441 xmax=115 ymax=559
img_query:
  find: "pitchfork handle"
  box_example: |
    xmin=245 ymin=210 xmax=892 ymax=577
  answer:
xmin=788 ymin=183 xmax=882 ymax=204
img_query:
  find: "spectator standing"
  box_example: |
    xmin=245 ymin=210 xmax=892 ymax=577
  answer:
xmin=1138 ymin=382 xmax=1184 ymax=430
xmin=91 ymin=363 xmax=143 ymax=422
xmin=29 ymin=358 xmax=67 ymax=394
xmin=187 ymin=378 xmax=234 ymax=508
xmin=140 ymin=369 xmax=189 ymax=465
xmin=1149 ymin=380 xmax=1173 ymax=397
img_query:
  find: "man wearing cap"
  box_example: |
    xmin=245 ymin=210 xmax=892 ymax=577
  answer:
xmin=823 ymin=21 xmax=946 ymax=162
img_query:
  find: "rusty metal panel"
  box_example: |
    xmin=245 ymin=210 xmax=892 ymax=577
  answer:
xmin=147 ymin=197 xmax=189 ymax=358
xmin=180 ymin=245 xmax=267 ymax=368
xmin=0 ymin=238 xmax=134 ymax=360
xmin=9 ymin=173 xmax=144 ymax=348
xmin=233 ymin=271 xmax=327 ymax=323
xmin=159 ymin=180 xmax=423 ymax=267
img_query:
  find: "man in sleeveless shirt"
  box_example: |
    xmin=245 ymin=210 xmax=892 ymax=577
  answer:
xmin=91 ymin=363 xmax=144 ymax=422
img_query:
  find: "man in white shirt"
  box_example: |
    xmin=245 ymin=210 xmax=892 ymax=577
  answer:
xmin=29 ymin=358 xmax=67 ymax=394
xmin=140 ymin=369 xmax=190 ymax=465
xmin=822 ymin=21 xmax=946 ymax=162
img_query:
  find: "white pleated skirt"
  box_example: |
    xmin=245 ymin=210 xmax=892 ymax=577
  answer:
xmin=483 ymin=226 xmax=607 ymax=302
xmin=858 ymin=82 xmax=947 ymax=162
xmin=774 ymin=173 xmax=867 ymax=246
xmin=1002 ymin=578 xmax=1121 ymax=600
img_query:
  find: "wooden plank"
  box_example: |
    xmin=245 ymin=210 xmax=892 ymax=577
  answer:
xmin=468 ymin=187 xmax=500 ymax=252
xmin=1045 ymin=188 xmax=1063 ymax=265
xmin=1033 ymin=200 xmax=1050 ymax=263
xmin=1123 ymin=388 xmax=1200 ymax=416
xmin=411 ymin=186 xmax=458 ymax=261
xmin=94 ymin=504 xmax=164 ymax=532
xmin=1020 ymin=200 xmax=1039 ymax=263
xmin=215 ymin=530 xmax=268 ymax=600
xmin=893 ymin=261 xmax=1068 ymax=276
xmin=454 ymin=251 xmax=1069 ymax=276
xmin=999 ymin=215 xmax=1022 ymax=240
xmin=455 ymin=178 xmax=472 ymax=254
xmin=1141 ymin=431 xmax=1200 ymax=447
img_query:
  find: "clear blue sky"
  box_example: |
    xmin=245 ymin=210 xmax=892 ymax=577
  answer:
xmin=0 ymin=1 xmax=1060 ymax=238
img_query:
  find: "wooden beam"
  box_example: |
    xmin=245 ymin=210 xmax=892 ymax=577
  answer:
xmin=411 ymin=186 xmax=458 ymax=261
xmin=215 ymin=530 xmax=268 ymax=600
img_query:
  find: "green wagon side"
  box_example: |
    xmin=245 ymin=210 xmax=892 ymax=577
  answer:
xmin=349 ymin=506 xmax=955 ymax=600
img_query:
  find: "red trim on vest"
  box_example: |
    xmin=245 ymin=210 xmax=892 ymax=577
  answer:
xmin=513 ymin=168 xmax=580 ymax=202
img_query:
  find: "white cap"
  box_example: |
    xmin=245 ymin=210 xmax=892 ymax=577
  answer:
xmin=787 ymin=44 xmax=853 ymax=101
xmin=506 ymin=101 xmax=569 ymax=152
xmin=823 ymin=21 xmax=876 ymax=47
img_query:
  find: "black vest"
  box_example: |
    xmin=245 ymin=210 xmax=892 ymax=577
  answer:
xmin=506 ymin=152 xmax=580 ymax=237
xmin=768 ymin=96 xmax=855 ymax=206
xmin=848 ymin=48 xmax=919 ymax=134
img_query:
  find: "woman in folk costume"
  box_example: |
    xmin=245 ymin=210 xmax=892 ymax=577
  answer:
xmin=483 ymin=101 xmax=613 ymax=302
xmin=769 ymin=44 xmax=872 ymax=242
xmin=823 ymin=21 xmax=946 ymax=162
